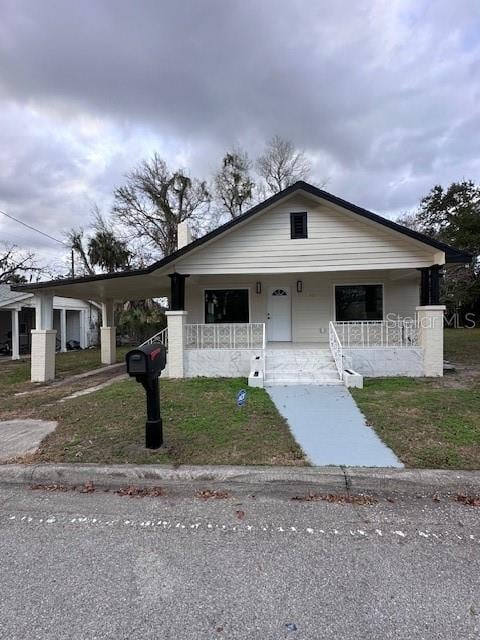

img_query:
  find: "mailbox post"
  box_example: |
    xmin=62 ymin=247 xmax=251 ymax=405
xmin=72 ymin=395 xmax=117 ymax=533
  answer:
xmin=126 ymin=344 xmax=167 ymax=449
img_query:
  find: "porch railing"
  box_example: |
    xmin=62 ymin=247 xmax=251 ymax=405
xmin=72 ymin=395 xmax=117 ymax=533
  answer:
xmin=185 ymin=323 xmax=266 ymax=350
xmin=333 ymin=320 xmax=418 ymax=348
xmin=328 ymin=321 xmax=344 ymax=379
xmin=139 ymin=327 xmax=168 ymax=350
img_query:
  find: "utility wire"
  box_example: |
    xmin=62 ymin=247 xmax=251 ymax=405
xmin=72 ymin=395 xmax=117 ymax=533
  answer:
xmin=0 ymin=208 xmax=68 ymax=246
xmin=0 ymin=207 xmax=76 ymax=276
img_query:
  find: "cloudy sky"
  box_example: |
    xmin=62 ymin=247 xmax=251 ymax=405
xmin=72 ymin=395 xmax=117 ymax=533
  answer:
xmin=0 ymin=0 xmax=479 ymax=271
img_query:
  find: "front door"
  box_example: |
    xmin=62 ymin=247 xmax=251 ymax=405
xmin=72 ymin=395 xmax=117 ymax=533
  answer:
xmin=267 ymin=286 xmax=292 ymax=341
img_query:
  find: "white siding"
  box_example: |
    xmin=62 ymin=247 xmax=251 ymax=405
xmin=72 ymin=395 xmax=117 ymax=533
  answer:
xmin=176 ymin=195 xmax=440 ymax=274
xmin=185 ymin=270 xmax=420 ymax=343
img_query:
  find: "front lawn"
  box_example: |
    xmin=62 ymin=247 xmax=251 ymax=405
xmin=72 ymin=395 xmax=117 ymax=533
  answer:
xmin=352 ymin=329 xmax=480 ymax=469
xmin=0 ymin=347 xmax=129 ymax=390
xmin=28 ymin=377 xmax=306 ymax=466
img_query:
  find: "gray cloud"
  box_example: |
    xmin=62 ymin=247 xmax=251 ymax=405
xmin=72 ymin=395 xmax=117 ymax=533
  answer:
xmin=0 ymin=0 xmax=479 ymax=267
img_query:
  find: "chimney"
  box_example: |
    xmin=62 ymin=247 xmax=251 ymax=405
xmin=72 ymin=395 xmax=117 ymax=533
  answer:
xmin=177 ymin=221 xmax=192 ymax=250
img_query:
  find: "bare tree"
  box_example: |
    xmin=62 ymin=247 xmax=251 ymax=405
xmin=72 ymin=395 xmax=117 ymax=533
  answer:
xmin=0 ymin=243 xmax=42 ymax=284
xmin=396 ymin=211 xmax=425 ymax=233
xmin=256 ymin=135 xmax=311 ymax=195
xmin=113 ymin=153 xmax=211 ymax=257
xmin=213 ymin=149 xmax=256 ymax=218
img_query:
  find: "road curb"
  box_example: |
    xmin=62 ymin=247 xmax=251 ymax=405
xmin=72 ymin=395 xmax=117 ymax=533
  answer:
xmin=0 ymin=464 xmax=479 ymax=497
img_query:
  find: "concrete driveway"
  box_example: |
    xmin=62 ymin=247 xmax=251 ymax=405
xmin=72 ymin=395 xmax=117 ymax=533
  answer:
xmin=267 ymin=385 xmax=402 ymax=467
xmin=0 ymin=419 xmax=57 ymax=462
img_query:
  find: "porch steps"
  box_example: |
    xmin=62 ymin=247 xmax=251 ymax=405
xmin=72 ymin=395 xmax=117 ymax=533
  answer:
xmin=264 ymin=348 xmax=342 ymax=386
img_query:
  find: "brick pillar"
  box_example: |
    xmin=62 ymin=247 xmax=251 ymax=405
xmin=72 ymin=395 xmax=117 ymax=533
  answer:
xmin=416 ymin=305 xmax=446 ymax=377
xmin=100 ymin=301 xmax=116 ymax=365
xmin=165 ymin=310 xmax=187 ymax=378
xmin=100 ymin=327 xmax=116 ymax=365
xmin=31 ymin=294 xmax=56 ymax=382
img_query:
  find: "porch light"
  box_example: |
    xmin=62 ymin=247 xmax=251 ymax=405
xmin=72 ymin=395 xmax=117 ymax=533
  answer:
xmin=296 ymin=280 xmax=303 ymax=293
xmin=256 ymin=282 xmax=262 ymax=294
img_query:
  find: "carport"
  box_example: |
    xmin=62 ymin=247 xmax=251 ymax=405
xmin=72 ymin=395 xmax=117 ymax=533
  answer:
xmin=12 ymin=266 xmax=174 ymax=382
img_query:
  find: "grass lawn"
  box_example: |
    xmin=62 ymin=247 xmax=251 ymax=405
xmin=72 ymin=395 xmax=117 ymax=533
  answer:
xmin=0 ymin=347 xmax=130 ymax=389
xmin=27 ymin=377 xmax=306 ymax=466
xmin=351 ymin=329 xmax=480 ymax=469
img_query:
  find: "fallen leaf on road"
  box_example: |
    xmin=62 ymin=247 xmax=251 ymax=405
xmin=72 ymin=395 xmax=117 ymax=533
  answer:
xmin=115 ymin=485 xmax=164 ymax=498
xmin=195 ymin=489 xmax=230 ymax=500
xmin=235 ymin=510 xmax=245 ymax=520
xmin=291 ymin=493 xmax=377 ymax=506
xmin=29 ymin=483 xmax=70 ymax=492
xmin=80 ymin=480 xmax=95 ymax=493
xmin=456 ymin=494 xmax=480 ymax=507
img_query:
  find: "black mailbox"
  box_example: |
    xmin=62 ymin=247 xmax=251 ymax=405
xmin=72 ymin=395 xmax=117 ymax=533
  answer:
xmin=126 ymin=344 xmax=166 ymax=378
xmin=126 ymin=343 xmax=167 ymax=449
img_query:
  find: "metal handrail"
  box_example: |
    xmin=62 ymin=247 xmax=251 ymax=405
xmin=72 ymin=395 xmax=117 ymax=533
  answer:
xmin=329 ymin=321 xmax=343 ymax=379
xmin=139 ymin=327 xmax=168 ymax=350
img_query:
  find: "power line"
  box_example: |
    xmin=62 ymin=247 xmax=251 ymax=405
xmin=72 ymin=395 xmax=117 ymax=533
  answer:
xmin=0 ymin=208 xmax=68 ymax=246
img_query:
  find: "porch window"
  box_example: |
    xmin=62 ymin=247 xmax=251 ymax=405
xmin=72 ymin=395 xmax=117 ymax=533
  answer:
xmin=335 ymin=284 xmax=383 ymax=321
xmin=204 ymin=289 xmax=249 ymax=323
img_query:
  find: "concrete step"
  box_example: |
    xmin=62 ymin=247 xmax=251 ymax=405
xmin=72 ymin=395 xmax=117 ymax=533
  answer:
xmin=265 ymin=368 xmax=339 ymax=376
xmin=266 ymin=378 xmax=343 ymax=386
xmin=264 ymin=346 xmax=342 ymax=386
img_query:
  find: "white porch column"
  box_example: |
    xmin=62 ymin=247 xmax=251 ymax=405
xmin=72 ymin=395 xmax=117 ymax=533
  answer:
xmin=101 ymin=301 xmax=116 ymax=365
xmin=165 ymin=310 xmax=187 ymax=378
xmin=11 ymin=308 xmax=20 ymax=360
xmin=416 ymin=305 xmax=446 ymax=377
xmin=60 ymin=308 xmax=67 ymax=352
xmin=31 ymin=294 xmax=56 ymax=382
xmin=79 ymin=309 xmax=87 ymax=349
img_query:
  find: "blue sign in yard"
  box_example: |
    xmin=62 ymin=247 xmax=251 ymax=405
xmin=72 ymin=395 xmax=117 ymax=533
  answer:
xmin=236 ymin=389 xmax=248 ymax=407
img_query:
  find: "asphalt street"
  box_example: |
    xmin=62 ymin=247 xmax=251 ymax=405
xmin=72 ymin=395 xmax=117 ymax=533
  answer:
xmin=0 ymin=478 xmax=479 ymax=639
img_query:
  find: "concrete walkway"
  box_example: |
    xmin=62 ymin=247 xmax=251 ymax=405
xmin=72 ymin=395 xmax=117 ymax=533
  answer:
xmin=0 ymin=419 xmax=57 ymax=462
xmin=267 ymin=385 xmax=402 ymax=467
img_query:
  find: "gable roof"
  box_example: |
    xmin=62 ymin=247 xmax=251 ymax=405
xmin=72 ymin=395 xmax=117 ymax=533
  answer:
xmin=12 ymin=181 xmax=472 ymax=293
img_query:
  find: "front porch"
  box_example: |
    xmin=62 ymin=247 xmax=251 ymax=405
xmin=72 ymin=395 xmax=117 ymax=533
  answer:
xmin=18 ymin=266 xmax=446 ymax=384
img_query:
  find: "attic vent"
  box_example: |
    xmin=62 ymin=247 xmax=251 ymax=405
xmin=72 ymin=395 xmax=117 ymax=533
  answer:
xmin=290 ymin=212 xmax=307 ymax=239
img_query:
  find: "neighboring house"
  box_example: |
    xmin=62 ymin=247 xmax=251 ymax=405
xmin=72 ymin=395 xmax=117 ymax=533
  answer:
xmin=13 ymin=181 xmax=471 ymax=383
xmin=0 ymin=284 xmax=100 ymax=359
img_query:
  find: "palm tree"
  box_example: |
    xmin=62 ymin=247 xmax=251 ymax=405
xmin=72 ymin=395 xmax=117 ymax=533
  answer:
xmin=88 ymin=229 xmax=131 ymax=273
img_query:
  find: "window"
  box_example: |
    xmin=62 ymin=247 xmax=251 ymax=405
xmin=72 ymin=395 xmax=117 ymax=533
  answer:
xmin=205 ymin=289 xmax=249 ymax=323
xmin=335 ymin=284 xmax=383 ymax=321
xmin=290 ymin=212 xmax=307 ymax=239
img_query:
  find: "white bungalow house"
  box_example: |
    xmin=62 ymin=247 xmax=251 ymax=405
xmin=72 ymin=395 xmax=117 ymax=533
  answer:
xmin=12 ymin=181 xmax=470 ymax=385
xmin=0 ymin=284 xmax=100 ymax=359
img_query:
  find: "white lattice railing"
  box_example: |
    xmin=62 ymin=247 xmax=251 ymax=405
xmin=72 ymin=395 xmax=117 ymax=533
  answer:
xmin=329 ymin=322 xmax=344 ymax=378
xmin=185 ymin=323 xmax=266 ymax=350
xmin=333 ymin=320 xmax=418 ymax=348
xmin=139 ymin=327 xmax=168 ymax=350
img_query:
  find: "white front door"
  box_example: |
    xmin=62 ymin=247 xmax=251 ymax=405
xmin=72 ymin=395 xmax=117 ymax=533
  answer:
xmin=267 ymin=286 xmax=292 ymax=341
